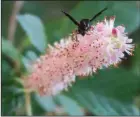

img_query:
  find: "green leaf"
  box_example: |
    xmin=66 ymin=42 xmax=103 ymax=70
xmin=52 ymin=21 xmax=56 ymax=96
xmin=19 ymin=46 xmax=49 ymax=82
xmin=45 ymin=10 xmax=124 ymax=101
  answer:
xmin=2 ymin=38 xmax=21 ymax=63
xmin=2 ymin=37 xmax=24 ymax=116
xmin=132 ymin=44 xmax=140 ymax=76
xmin=35 ymin=94 xmax=57 ymax=112
xmin=2 ymin=84 xmax=24 ymax=115
xmin=2 ymin=59 xmax=13 ymax=81
xmin=30 ymin=93 xmax=46 ymax=116
xmin=22 ymin=51 xmax=38 ymax=71
xmin=129 ymin=27 xmax=140 ymax=43
xmin=71 ymin=68 xmax=140 ymax=102
xmin=69 ymin=92 xmax=140 ymax=115
xmin=17 ymin=14 xmax=47 ymax=53
xmin=34 ymin=93 xmax=84 ymax=115
xmin=56 ymin=94 xmax=84 ymax=115
xmin=22 ymin=56 xmax=32 ymax=72
xmin=26 ymin=50 xmax=38 ymax=61
xmin=64 ymin=68 xmax=140 ymax=115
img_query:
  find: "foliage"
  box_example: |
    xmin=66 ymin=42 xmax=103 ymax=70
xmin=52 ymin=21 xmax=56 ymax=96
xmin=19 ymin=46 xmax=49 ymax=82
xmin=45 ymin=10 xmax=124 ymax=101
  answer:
xmin=2 ymin=1 xmax=140 ymax=116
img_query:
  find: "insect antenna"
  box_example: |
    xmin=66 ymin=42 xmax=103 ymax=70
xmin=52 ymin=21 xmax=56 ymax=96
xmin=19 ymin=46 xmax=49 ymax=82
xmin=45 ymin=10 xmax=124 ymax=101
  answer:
xmin=89 ymin=7 xmax=108 ymax=22
xmin=61 ymin=10 xmax=80 ymax=27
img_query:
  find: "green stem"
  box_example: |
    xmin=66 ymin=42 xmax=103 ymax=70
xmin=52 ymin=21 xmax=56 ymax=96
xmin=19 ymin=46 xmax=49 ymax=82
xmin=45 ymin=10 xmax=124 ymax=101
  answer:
xmin=25 ymin=92 xmax=32 ymax=116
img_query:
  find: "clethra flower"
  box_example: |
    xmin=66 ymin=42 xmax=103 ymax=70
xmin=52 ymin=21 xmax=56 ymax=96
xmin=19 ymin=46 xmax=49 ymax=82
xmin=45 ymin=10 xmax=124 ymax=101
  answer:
xmin=23 ymin=17 xmax=135 ymax=96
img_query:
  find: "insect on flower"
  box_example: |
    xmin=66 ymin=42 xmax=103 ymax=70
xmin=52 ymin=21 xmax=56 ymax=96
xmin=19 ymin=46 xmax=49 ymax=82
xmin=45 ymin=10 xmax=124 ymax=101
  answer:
xmin=62 ymin=7 xmax=108 ymax=36
xmin=23 ymin=8 xmax=135 ymax=96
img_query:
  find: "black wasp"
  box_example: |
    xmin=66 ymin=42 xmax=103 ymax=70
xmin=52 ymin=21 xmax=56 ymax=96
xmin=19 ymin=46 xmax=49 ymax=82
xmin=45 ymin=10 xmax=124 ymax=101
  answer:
xmin=62 ymin=7 xmax=107 ymax=36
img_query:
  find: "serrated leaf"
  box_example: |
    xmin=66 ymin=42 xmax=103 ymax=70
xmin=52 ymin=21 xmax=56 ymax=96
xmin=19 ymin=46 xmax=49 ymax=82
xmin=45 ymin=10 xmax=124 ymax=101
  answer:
xmin=17 ymin=14 xmax=47 ymax=53
xmin=56 ymin=94 xmax=84 ymax=115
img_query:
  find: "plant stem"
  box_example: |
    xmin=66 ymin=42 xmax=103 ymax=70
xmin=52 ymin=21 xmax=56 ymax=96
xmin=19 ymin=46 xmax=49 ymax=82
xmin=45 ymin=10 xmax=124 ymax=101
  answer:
xmin=25 ymin=92 xmax=32 ymax=116
xmin=8 ymin=1 xmax=24 ymax=43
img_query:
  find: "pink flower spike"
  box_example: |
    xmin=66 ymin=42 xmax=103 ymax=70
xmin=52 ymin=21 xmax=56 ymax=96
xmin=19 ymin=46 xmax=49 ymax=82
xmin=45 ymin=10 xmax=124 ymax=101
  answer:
xmin=23 ymin=16 xmax=135 ymax=96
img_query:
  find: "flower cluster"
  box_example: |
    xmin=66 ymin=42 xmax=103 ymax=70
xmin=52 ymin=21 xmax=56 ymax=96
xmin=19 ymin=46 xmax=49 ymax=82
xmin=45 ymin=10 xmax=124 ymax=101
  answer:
xmin=23 ymin=17 xmax=134 ymax=96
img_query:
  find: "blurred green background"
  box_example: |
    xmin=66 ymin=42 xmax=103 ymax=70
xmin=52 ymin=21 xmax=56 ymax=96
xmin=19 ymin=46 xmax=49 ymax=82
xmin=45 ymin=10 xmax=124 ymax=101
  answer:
xmin=1 ymin=1 xmax=140 ymax=116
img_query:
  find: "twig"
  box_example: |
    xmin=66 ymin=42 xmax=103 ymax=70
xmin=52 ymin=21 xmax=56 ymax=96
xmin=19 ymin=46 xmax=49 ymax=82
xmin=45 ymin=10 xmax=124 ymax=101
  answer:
xmin=8 ymin=1 xmax=24 ymax=43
